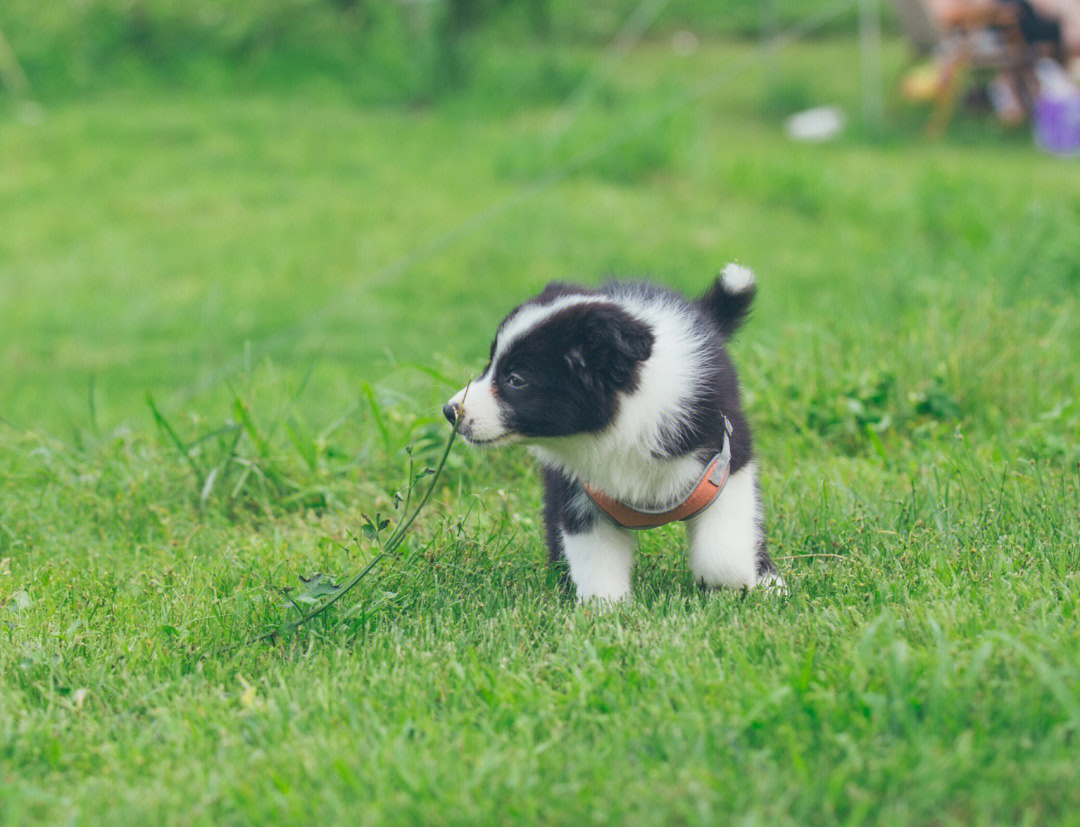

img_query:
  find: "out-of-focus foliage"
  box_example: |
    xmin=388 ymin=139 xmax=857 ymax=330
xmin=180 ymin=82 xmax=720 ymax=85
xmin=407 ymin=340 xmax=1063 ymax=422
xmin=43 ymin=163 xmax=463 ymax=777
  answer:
xmin=545 ymin=0 xmax=861 ymax=40
xmin=2 ymin=0 xmax=464 ymax=102
xmin=0 ymin=0 xmax=862 ymax=102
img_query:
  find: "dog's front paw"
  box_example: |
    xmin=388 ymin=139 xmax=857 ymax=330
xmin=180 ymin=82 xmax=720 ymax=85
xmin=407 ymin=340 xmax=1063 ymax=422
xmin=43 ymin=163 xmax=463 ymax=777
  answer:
xmin=575 ymin=585 xmax=632 ymax=604
xmin=756 ymin=571 xmax=789 ymax=596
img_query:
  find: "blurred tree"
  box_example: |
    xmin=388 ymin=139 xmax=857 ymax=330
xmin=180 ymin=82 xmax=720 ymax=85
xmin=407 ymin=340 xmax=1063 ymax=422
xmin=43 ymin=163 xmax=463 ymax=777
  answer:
xmin=0 ymin=25 xmax=31 ymax=97
xmin=444 ymin=0 xmax=551 ymax=35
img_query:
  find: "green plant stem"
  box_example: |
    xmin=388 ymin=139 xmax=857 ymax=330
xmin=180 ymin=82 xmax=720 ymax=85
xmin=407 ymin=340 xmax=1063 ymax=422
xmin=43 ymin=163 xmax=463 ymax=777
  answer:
xmin=251 ymin=423 xmax=458 ymax=644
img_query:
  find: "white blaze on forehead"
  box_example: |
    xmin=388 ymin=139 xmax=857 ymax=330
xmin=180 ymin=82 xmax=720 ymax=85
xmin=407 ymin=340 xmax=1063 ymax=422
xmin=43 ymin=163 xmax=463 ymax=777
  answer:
xmin=489 ymin=294 xmax=600 ymax=370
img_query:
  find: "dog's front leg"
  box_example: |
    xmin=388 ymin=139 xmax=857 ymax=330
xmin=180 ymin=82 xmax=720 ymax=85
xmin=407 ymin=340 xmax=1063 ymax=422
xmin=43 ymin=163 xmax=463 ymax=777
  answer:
xmin=543 ymin=467 xmax=635 ymax=602
xmin=560 ymin=518 xmax=635 ymax=602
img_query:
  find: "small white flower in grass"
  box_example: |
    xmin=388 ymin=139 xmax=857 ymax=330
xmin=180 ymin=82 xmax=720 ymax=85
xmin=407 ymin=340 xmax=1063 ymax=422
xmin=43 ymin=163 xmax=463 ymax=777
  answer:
xmin=72 ymin=688 xmax=91 ymax=711
xmin=238 ymin=675 xmax=260 ymax=710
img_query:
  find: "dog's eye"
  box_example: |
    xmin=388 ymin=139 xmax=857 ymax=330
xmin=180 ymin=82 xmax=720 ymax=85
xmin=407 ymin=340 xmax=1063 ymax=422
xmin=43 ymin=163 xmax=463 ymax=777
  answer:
xmin=505 ymin=372 xmax=527 ymax=389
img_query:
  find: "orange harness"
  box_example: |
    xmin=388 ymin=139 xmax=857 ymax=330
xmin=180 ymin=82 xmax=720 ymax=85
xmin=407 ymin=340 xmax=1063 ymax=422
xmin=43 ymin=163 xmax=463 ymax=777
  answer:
xmin=582 ymin=418 xmax=733 ymax=531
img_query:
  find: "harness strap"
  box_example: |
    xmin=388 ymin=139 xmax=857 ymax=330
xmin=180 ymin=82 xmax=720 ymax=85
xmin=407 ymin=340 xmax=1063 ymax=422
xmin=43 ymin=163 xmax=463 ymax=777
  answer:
xmin=582 ymin=417 xmax=733 ymax=531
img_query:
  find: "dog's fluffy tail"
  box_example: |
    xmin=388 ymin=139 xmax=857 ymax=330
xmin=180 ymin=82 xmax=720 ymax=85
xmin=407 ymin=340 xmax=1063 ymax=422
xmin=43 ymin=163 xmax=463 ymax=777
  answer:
xmin=698 ymin=263 xmax=756 ymax=339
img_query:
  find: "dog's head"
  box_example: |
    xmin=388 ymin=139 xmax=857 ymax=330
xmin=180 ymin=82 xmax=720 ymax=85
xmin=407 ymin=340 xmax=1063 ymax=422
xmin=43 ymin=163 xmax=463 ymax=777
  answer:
xmin=444 ymin=290 xmax=654 ymax=446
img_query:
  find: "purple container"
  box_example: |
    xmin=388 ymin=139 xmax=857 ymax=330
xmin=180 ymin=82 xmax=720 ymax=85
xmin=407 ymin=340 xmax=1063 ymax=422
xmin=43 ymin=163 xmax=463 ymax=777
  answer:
xmin=1034 ymin=93 xmax=1080 ymax=156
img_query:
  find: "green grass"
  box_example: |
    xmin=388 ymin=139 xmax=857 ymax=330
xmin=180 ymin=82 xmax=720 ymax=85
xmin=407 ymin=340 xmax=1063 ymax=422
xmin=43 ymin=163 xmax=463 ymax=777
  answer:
xmin=0 ymin=0 xmax=867 ymax=103
xmin=3 ymin=35 xmax=1080 ymax=825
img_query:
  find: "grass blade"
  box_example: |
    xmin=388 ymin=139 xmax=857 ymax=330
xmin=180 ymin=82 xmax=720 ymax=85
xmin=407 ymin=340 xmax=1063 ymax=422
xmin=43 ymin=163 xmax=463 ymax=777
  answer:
xmin=147 ymin=392 xmax=204 ymax=479
xmin=233 ymin=396 xmax=270 ymax=458
xmin=361 ymin=382 xmax=393 ymax=457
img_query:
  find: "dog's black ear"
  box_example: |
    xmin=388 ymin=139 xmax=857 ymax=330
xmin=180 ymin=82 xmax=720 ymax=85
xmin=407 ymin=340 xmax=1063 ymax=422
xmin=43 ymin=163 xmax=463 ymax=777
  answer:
xmin=537 ymin=281 xmax=594 ymax=304
xmin=574 ymin=305 xmax=654 ymax=389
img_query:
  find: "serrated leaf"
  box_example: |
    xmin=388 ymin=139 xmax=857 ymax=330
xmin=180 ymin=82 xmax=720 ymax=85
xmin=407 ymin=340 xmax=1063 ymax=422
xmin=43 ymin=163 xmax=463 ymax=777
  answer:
xmin=4 ymin=590 xmax=31 ymax=611
xmin=287 ymin=573 xmax=343 ymax=606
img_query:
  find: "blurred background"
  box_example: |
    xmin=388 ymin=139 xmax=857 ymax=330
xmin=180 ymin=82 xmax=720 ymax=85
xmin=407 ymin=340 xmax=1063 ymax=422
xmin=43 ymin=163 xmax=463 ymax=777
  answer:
xmin=5 ymin=9 xmax=1080 ymax=822
xmin=1 ymin=0 xmax=1078 ymax=459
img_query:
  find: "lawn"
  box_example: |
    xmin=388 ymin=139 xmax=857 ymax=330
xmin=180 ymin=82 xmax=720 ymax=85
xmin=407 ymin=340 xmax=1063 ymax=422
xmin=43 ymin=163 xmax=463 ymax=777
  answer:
xmin=2 ymin=34 xmax=1080 ymax=826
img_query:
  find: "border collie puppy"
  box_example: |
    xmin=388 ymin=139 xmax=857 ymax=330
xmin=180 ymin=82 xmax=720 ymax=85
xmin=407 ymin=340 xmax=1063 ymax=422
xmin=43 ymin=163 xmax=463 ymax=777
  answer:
xmin=443 ymin=265 xmax=782 ymax=602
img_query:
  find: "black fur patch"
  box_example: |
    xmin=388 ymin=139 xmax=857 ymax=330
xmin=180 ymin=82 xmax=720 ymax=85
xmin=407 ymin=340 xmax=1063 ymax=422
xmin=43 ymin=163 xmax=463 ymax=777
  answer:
xmin=753 ymin=473 xmax=777 ymax=577
xmin=698 ymin=275 xmax=755 ymax=340
xmin=490 ymin=301 xmax=654 ymax=439
xmin=755 ymin=538 xmax=777 ymax=578
xmin=541 ymin=465 xmax=596 ymax=564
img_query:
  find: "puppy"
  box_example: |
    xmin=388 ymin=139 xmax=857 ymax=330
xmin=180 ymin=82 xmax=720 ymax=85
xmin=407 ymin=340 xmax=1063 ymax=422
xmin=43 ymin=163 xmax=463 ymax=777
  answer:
xmin=443 ymin=265 xmax=781 ymax=602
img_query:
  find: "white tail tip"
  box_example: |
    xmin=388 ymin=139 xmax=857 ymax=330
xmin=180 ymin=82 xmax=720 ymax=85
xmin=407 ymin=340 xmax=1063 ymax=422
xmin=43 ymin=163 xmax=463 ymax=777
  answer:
xmin=720 ymin=263 xmax=755 ymax=293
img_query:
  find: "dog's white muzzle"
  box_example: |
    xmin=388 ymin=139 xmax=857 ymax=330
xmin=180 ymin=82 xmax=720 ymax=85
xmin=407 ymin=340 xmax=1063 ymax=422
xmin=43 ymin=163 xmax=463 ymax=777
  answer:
xmin=444 ymin=379 xmax=517 ymax=446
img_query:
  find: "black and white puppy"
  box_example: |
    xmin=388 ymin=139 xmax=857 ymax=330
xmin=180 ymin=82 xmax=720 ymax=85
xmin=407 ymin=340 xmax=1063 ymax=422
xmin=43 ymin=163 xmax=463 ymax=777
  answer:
xmin=443 ymin=265 xmax=782 ymax=602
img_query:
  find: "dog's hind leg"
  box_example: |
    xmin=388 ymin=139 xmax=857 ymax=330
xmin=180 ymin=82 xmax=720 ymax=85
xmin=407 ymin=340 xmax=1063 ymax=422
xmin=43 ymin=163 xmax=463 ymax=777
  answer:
xmin=684 ymin=460 xmax=784 ymax=592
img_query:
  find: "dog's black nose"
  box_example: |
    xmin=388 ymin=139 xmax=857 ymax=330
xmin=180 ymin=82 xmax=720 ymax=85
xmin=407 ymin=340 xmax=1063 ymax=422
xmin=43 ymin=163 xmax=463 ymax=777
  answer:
xmin=443 ymin=403 xmax=459 ymax=425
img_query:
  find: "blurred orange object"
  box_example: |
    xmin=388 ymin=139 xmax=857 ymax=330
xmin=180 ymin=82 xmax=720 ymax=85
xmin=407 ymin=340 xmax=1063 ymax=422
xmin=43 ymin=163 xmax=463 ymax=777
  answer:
xmin=902 ymin=60 xmax=947 ymax=99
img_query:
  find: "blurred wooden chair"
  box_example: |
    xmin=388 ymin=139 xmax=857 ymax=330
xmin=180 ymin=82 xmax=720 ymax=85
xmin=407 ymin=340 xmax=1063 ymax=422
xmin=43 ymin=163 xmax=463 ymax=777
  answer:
xmin=894 ymin=0 xmax=1034 ymax=135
